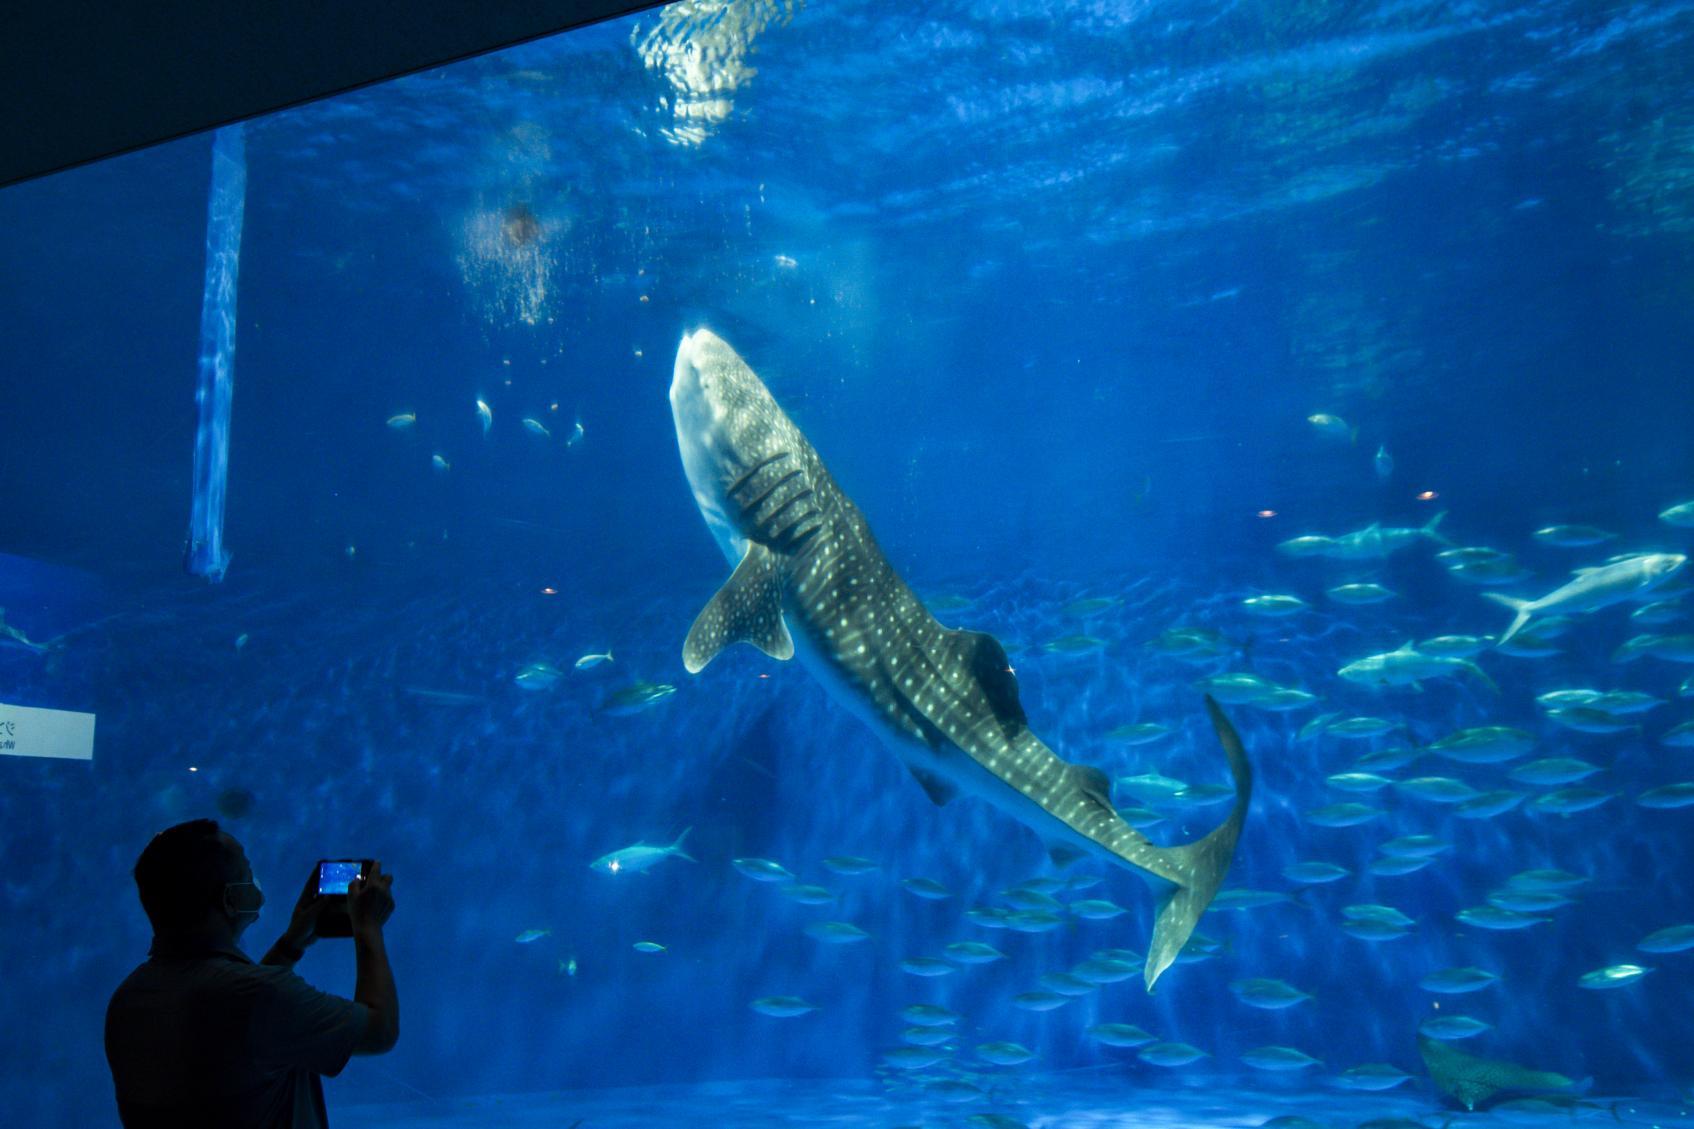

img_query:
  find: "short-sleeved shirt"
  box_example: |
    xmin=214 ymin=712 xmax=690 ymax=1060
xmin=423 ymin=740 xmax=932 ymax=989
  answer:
xmin=105 ymin=937 xmax=368 ymax=1129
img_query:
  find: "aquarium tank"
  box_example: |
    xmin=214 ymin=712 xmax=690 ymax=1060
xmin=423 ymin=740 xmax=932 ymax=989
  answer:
xmin=4 ymin=1 xmax=1694 ymax=1126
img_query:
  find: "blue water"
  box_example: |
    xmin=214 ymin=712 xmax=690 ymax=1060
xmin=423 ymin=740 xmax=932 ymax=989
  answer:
xmin=3 ymin=2 xmax=1694 ymax=1126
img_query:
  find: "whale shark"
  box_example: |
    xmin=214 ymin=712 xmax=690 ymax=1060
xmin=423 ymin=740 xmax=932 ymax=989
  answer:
xmin=668 ymin=328 xmax=1252 ymax=989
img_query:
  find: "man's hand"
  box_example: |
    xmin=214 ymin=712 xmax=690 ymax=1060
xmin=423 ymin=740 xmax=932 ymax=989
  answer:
xmin=283 ymin=864 xmax=329 ymax=949
xmin=347 ymin=861 xmax=395 ymax=938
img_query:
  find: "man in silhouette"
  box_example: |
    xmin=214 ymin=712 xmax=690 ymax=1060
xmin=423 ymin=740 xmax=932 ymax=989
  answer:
xmin=105 ymin=819 xmax=399 ymax=1127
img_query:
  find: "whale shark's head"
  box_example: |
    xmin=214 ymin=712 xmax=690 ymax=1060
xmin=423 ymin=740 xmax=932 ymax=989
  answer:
xmin=671 ymin=328 xmax=798 ymax=561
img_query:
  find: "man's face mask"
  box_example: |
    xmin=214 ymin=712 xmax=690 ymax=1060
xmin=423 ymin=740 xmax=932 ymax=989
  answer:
xmin=222 ymin=878 xmax=264 ymax=929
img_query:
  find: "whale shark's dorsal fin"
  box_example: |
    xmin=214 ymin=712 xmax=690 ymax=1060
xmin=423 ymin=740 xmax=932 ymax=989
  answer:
xmin=946 ymin=628 xmax=1026 ymax=736
xmin=683 ymin=542 xmax=795 ymax=674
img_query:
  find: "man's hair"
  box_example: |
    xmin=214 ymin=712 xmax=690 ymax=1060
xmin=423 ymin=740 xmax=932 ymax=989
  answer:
xmin=133 ymin=819 xmax=239 ymax=932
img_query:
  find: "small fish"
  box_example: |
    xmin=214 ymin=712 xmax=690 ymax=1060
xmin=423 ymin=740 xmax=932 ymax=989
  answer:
xmin=1426 ymin=726 xmax=1533 ymax=764
xmin=432 ymin=453 xmax=450 ymax=472
xmin=1419 ymin=966 xmax=1499 ymax=994
xmin=1115 ymin=772 xmax=1189 ymax=803
xmin=1069 ymin=899 xmax=1127 ymax=921
xmin=1504 ymin=868 xmax=1588 ymax=891
xmin=574 ymin=650 xmax=614 ymax=670
xmin=234 ymin=633 xmax=249 ymax=651
xmin=560 ymin=957 xmax=577 ymax=977
xmin=1087 ymin=1023 xmax=1156 ymax=1048
xmin=1146 ymin=625 xmax=1233 ymax=660
xmin=899 ymin=956 xmax=956 ymax=977
xmin=1457 ymin=906 xmax=1549 ymax=930
xmin=590 ymin=828 xmax=694 ymax=875
xmin=1419 ymin=634 xmax=1493 ymax=657
xmin=1339 ymin=643 xmax=1495 ymax=692
xmin=1487 ymin=887 xmax=1573 ymax=914
xmin=1533 ymin=524 xmax=1616 ymax=547
xmin=1369 ymin=854 xmax=1435 ymax=877
xmin=1577 ymin=963 xmax=1651 ymax=990
xmin=803 ymin=921 xmax=870 ymax=944
xmin=1327 ymin=716 xmax=1401 ymax=739
xmin=1003 ymin=910 xmax=1065 ymax=933
xmin=1042 ymin=633 xmax=1107 ymax=655
xmin=1038 ymin=971 xmax=1097 ymax=996
xmin=633 ymin=941 xmax=666 ymax=953
xmin=1531 ymin=787 xmax=1613 ymax=814
xmin=1308 ymin=413 xmax=1356 ymax=443
xmin=1211 ymin=889 xmax=1295 ymax=913
xmin=749 ymin=996 xmax=817 ymax=1017
xmin=821 ymin=855 xmax=878 ymax=875
xmin=732 ymin=857 xmax=794 ymax=883
xmin=1138 ymin=1041 xmax=1209 ymax=1067
xmin=514 ymin=661 xmax=565 ymax=691
xmin=944 ymin=941 xmax=1006 ymax=963
xmin=1327 ymin=582 xmax=1397 ymax=605
xmin=1010 ymin=991 xmax=1069 ymax=1012
xmin=1243 ymin=594 xmax=1308 ymax=617
xmin=1105 ymin=722 xmax=1172 ymax=745
xmin=1633 ymin=600 xmax=1685 ymax=626
xmin=1230 ymin=978 xmax=1312 ymax=1009
xmin=900 ymin=1004 xmax=959 ymax=1026
xmin=1486 ymin=552 xmax=1688 ymax=646
xmin=773 ymin=254 xmax=798 ymax=269
xmin=883 ymin=1046 xmax=948 ymax=1069
xmin=975 ymin=1042 xmax=1035 ymax=1066
xmin=1326 ymin=771 xmax=1394 ymax=793
xmin=476 ymin=398 xmax=493 ymax=435
xmin=386 ymin=411 xmax=416 ymax=429
xmin=1345 ymin=904 xmax=1416 ymax=928
xmin=522 ymin=417 xmax=551 ymax=438
xmin=1637 ymin=782 xmax=1694 ymax=809
xmin=1454 ymin=791 xmax=1528 ymax=820
xmin=1306 ymin=802 xmax=1385 ymax=827
xmin=1298 ymin=711 xmax=1342 ymax=741
xmin=901 ymin=876 xmax=951 ymax=900
xmin=778 ymin=883 xmax=833 ymax=905
xmin=1282 ymin=861 xmax=1350 ymax=884
xmin=1551 ymin=708 xmax=1639 ymax=735
xmin=1243 ymin=1045 xmax=1321 ymax=1071
xmin=602 ymin=680 xmax=677 ymax=715
xmin=1637 ymin=924 xmax=1694 ymax=953
xmin=1071 ymin=956 xmax=1142 ymax=982
xmin=1277 ymin=535 xmax=1337 ymax=558
xmin=1341 ymin=918 xmax=1412 ymax=943
xmin=515 ymin=929 xmax=551 ymax=943
xmin=1061 ymin=596 xmax=1122 ymax=618
xmin=1419 ymin=1016 xmax=1492 ymax=1041
xmin=1332 ymin=1063 xmax=1413 ymax=1091
xmin=1660 ymin=500 xmax=1694 ymax=527
xmin=1374 ymin=444 xmax=1393 ymax=480
xmin=1379 ymin=834 xmax=1451 ymax=858
xmin=1396 ymin=776 xmax=1482 ymax=804
xmin=1510 ymin=758 xmax=1602 ymax=786
xmin=900 ymin=1026 xmax=954 ymax=1047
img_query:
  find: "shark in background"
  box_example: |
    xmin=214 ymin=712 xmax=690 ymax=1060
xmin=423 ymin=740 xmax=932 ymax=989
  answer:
xmin=668 ymin=327 xmax=1252 ymax=989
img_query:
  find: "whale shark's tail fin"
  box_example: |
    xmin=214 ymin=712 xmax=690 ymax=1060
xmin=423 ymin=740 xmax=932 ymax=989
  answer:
xmin=1483 ymin=592 xmax=1536 ymax=648
xmin=1141 ymin=696 xmax=1253 ymax=990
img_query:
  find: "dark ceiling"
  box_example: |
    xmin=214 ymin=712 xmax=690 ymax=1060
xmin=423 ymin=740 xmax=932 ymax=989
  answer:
xmin=0 ymin=1 xmax=661 ymax=189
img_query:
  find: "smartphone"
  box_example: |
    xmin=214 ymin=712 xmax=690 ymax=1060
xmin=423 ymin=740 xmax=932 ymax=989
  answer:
xmin=314 ymin=858 xmax=369 ymax=937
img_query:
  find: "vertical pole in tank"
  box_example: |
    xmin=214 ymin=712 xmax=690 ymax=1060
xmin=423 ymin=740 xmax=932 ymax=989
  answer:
xmin=185 ymin=124 xmax=247 ymax=582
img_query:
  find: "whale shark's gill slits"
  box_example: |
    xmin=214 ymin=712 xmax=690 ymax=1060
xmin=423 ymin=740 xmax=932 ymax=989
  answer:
xmin=761 ymin=487 xmax=821 ymax=546
xmin=725 ymin=450 xmax=790 ymax=500
xmin=741 ymin=467 xmax=803 ymax=516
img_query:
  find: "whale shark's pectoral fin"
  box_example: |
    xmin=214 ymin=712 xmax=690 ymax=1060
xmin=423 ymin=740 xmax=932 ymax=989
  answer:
xmin=683 ymin=542 xmax=795 ymax=674
xmin=1142 ymin=695 xmax=1253 ymax=991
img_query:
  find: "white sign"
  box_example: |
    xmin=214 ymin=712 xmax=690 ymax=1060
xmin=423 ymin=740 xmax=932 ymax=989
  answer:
xmin=0 ymin=702 xmax=96 ymax=761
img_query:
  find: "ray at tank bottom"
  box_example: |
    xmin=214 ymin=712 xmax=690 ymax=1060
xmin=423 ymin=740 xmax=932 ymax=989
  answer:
xmin=667 ymin=327 xmax=1252 ymax=989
